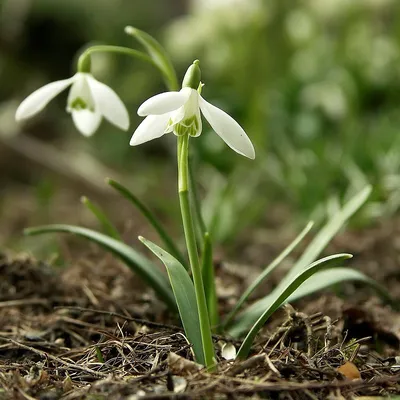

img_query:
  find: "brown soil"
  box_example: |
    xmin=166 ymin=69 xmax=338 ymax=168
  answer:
xmin=0 ymin=214 xmax=400 ymax=398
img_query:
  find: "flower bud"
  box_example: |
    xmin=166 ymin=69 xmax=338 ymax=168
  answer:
xmin=182 ymin=60 xmax=201 ymax=90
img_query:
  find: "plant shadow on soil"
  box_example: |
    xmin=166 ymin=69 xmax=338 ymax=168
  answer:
xmin=0 ymin=217 xmax=400 ymax=399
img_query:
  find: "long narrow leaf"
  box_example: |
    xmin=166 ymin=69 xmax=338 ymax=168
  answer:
xmin=222 ymin=221 xmax=313 ymax=330
xmin=124 ymin=26 xmax=179 ymax=91
xmin=80 ymin=196 xmax=121 ymax=240
xmin=24 ymin=225 xmax=176 ymax=311
xmin=286 ymin=268 xmax=395 ymax=307
xmin=283 ymin=185 xmax=371 ymax=284
xmin=106 ymin=178 xmax=187 ymax=267
xmin=236 ymin=254 xmax=352 ymax=359
xmin=229 ymin=186 xmax=372 ymax=337
xmin=139 ymin=236 xmax=205 ymax=365
xmin=189 ymin=160 xmax=207 ymax=248
xmin=202 ymin=232 xmax=218 ymax=328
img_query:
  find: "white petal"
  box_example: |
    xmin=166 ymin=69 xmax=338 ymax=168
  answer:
xmin=130 ymin=113 xmax=171 ymax=146
xmin=67 ymin=73 xmax=93 ymax=109
xmin=71 ymin=109 xmax=102 ymax=137
xmin=221 ymin=342 xmax=237 ymax=360
xmin=199 ymin=96 xmax=255 ymax=159
xmin=192 ymin=109 xmax=202 ymax=137
xmin=138 ymin=88 xmax=191 ymax=117
xmin=16 ymin=77 xmax=74 ymax=121
xmin=86 ymin=75 xmax=129 ymax=131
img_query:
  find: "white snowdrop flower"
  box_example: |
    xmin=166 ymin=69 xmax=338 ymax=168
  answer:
xmin=15 ymin=72 xmax=129 ymax=137
xmin=130 ymin=60 xmax=255 ymax=159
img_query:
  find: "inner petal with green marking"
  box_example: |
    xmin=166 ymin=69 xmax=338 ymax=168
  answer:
xmin=70 ymin=97 xmax=90 ymax=110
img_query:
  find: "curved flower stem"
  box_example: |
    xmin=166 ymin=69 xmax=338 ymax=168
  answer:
xmin=177 ymin=134 xmax=216 ymax=371
xmin=124 ymin=26 xmax=179 ymax=91
xmin=77 ymin=45 xmax=159 ymax=75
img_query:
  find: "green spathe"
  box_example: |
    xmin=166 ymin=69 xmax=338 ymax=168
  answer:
xmin=182 ymin=60 xmax=201 ymax=90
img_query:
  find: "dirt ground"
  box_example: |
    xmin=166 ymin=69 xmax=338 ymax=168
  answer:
xmin=0 ymin=194 xmax=400 ymax=399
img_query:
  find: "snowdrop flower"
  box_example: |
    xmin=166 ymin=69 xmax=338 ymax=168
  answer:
xmin=16 ymin=72 xmax=129 ymax=136
xmin=130 ymin=60 xmax=255 ymax=159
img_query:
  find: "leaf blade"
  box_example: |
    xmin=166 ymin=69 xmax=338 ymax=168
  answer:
xmin=80 ymin=196 xmax=121 ymax=240
xmin=229 ymin=186 xmax=372 ymax=337
xmin=284 ymin=186 xmax=371 ymax=283
xmin=24 ymin=224 xmax=176 ymax=311
xmin=139 ymin=236 xmax=205 ymax=365
xmin=106 ymin=178 xmax=187 ymax=267
xmin=286 ymin=268 xmax=395 ymax=306
xmin=222 ymin=221 xmax=314 ymax=330
xmin=202 ymin=232 xmax=218 ymax=329
xmin=236 ymin=253 xmax=352 ymax=359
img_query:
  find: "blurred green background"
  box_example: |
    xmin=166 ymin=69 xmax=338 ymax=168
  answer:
xmin=1 ymin=0 xmax=400 ymax=253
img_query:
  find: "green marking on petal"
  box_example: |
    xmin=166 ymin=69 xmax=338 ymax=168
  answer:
xmin=69 ymin=97 xmax=94 ymax=111
xmin=173 ymin=115 xmax=201 ymax=137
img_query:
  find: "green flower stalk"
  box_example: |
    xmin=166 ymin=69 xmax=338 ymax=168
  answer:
xmin=178 ymin=132 xmax=216 ymax=369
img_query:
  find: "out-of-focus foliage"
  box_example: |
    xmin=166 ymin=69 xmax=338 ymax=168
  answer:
xmin=167 ymin=0 xmax=400 ymax=227
xmin=2 ymin=0 xmax=400 ymax=246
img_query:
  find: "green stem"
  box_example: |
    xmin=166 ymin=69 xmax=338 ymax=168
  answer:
xmin=77 ymin=45 xmax=159 ymax=73
xmin=177 ymin=134 xmax=216 ymax=370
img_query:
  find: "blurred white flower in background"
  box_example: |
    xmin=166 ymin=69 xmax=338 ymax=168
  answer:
xmin=346 ymin=24 xmax=399 ymax=85
xmin=191 ymin=0 xmax=261 ymax=12
xmin=166 ymin=0 xmax=265 ymax=70
xmin=285 ymin=9 xmax=315 ymax=45
xmin=16 ymin=73 xmax=129 ymax=136
xmin=300 ymin=81 xmax=348 ymax=120
xmin=368 ymin=37 xmax=399 ymax=85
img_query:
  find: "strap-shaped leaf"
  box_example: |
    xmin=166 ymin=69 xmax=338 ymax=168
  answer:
xmin=202 ymin=232 xmax=218 ymax=328
xmin=189 ymin=160 xmax=207 ymax=248
xmin=24 ymin=225 xmax=176 ymax=311
xmin=286 ymin=268 xmax=395 ymax=306
xmin=106 ymin=178 xmax=186 ymax=267
xmin=222 ymin=221 xmax=313 ymax=329
xmin=81 ymin=196 xmax=121 ymax=240
xmin=236 ymin=253 xmax=352 ymax=359
xmin=139 ymin=236 xmax=205 ymax=365
xmin=229 ymin=186 xmax=372 ymax=337
xmin=283 ymin=186 xmax=371 ymax=284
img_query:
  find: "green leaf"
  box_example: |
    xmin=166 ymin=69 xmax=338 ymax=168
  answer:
xmin=222 ymin=221 xmax=313 ymax=330
xmin=24 ymin=225 xmax=176 ymax=311
xmin=283 ymin=185 xmax=371 ymax=283
xmin=139 ymin=236 xmax=205 ymax=365
xmin=286 ymin=268 xmax=395 ymax=307
xmin=189 ymin=160 xmax=207 ymax=248
xmin=106 ymin=178 xmax=187 ymax=268
xmin=229 ymin=185 xmax=372 ymax=338
xmin=202 ymin=232 xmax=218 ymax=328
xmin=236 ymin=253 xmax=352 ymax=359
xmin=80 ymin=196 xmax=121 ymax=240
xmin=124 ymin=26 xmax=179 ymax=91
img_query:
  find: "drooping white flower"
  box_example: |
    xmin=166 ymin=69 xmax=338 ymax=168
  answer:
xmin=16 ymin=73 xmax=129 ymax=137
xmin=130 ymin=61 xmax=255 ymax=159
